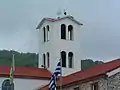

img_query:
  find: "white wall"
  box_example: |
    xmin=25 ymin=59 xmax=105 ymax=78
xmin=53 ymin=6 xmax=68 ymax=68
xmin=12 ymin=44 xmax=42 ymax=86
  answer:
xmin=0 ymin=77 xmax=49 ymax=90
xmin=52 ymin=18 xmax=83 ymax=76
xmin=107 ymin=67 xmax=120 ymax=77
xmin=38 ymin=20 xmax=54 ymax=69
xmin=38 ymin=17 xmax=84 ymax=76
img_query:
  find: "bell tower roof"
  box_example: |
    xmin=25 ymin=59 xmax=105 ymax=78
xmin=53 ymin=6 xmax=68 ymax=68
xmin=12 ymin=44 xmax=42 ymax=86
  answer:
xmin=36 ymin=15 xmax=83 ymax=29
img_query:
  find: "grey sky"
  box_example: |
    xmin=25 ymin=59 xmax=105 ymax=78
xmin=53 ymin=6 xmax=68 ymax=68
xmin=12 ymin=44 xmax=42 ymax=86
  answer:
xmin=0 ymin=0 xmax=120 ymax=61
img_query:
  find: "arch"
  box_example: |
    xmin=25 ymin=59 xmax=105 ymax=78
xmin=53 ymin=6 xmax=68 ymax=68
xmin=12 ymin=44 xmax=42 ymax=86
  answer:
xmin=68 ymin=25 xmax=73 ymax=40
xmin=61 ymin=24 xmax=66 ymax=39
xmin=2 ymin=79 xmax=14 ymax=90
xmin=43 ymin=54 xmax=46 ymax=68
xmin=46 ymin=25 xmax=50 ymax=41
xmin=47 ymin=52 xmax=50 ymax=67
xmin=61 ymin=51 xmax=66 ymax=67
xmin=68 ymin=52 xmax=73 ymax=68
xmin=43 ymin=27 xmax=46 ymax=42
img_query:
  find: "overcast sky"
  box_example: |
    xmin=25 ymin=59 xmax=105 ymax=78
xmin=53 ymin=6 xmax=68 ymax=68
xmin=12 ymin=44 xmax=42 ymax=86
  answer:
xmin=0 ymin=0 xmax=120 ymax=61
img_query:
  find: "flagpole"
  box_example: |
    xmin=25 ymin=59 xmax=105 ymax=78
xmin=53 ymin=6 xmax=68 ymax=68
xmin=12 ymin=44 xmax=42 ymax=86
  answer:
xmin=60 ymin=58 xmax=62 ymax=90
xmin=12 ymin=54 xmax=15 ymax=90
xmin=12 ymin=54 xmax=15 ymax=72
xmin=54 ymin=73 xmax=57 ymax=90
xmin=12 ymin=54 xmax=14 ymax=83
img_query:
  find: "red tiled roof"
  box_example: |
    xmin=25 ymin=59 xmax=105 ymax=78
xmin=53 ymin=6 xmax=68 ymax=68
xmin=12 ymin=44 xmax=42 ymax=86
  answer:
xmin=39 ymin=59 xmax=120 ymax=90
xmin=38 ymin=85 xmax=48 ymax=90
xmin=0 ymin=65 xmax=51 ymax=79
xmin=36 ymin=15 xmax=83 ymax=29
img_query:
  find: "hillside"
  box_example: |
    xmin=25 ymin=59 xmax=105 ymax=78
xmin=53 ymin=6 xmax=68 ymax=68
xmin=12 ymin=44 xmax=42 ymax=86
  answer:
xmin=0 ymin=50 xmax=103 ymax=70
xmin=0 ymin=50 xmax=38 ymax=67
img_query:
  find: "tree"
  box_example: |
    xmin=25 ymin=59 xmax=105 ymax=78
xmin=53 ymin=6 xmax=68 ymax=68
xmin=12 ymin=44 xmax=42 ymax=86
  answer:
xmin=0 ymin=50 xmax=38 ymax=68
xmin=81 ymin=59 xmax=104 ymax=70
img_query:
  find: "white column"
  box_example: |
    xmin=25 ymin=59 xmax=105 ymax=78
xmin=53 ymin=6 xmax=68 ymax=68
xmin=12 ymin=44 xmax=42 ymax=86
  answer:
xmin=66 ymin=25 xmax=68 ymax=40
xmin=66 ymin=51 xmax=68 ymax=68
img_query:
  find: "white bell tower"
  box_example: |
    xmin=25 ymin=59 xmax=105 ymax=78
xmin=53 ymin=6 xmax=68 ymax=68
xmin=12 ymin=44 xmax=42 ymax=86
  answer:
xmin=36 ymin=15 xmax=83 ymax=76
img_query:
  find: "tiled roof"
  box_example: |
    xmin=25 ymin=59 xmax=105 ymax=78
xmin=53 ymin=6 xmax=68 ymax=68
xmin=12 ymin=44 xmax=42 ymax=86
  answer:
xmin=0 ymin=65 xmax=51 ymax=79
xmin=36 ymin=15 xmax=83 ymax=29
xmin=39 ymin=58 xmax=120 ymax=90
xmin=38 ymin=85 xmax=48 ymax=90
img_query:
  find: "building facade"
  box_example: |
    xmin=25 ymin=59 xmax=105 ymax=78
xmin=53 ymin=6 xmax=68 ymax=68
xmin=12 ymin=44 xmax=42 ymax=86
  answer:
xmin=36 ymin=15 xmax=84 ymax=76
xmin=0 ymin=65 xmax=51 ymax=90
xmin=56 ymin=72 xmax=120 ymax=90
xmin=58 ymin=76 xmax=107 ymax=90
xmin=0 ymin=77 xmax=49 ymax=90
xmin=39 ymin=59 xmax=120 ymax=90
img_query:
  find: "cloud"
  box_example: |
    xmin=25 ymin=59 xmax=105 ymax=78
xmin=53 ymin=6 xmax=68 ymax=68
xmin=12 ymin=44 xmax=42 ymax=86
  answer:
xmin=0 ymin=0 xmax=120 ymax=61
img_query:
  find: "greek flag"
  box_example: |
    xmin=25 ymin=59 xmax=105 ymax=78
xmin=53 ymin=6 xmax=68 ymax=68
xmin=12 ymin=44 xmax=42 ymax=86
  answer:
xmin=49 ymin=74 xmax=56 ymax=90
xmin=49 ymin=60 xmax=61 ymax=90
xmin=54 ymin=60 xmax=61 ymax=77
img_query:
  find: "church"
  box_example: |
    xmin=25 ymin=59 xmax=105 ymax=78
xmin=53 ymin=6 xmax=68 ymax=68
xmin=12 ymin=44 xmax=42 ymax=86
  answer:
xmin=0 ymin=14 xmax=120 ymax=90
xmin=36 ymin=14 xmax=83 ymax=76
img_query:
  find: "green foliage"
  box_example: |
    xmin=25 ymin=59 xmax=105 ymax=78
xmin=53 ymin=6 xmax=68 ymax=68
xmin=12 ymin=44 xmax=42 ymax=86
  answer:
xmin=0 ymin=50 xmax=103 ymax=69
xmin=81 ymin=59 xmax=104 ymax=70
xmin=0 ymin=50 xmax=38 ymax=67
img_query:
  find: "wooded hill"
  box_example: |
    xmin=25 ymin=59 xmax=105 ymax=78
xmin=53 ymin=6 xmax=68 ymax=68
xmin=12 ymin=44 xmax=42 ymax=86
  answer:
xmin=0 ymin=50 xmax=103 ymax=70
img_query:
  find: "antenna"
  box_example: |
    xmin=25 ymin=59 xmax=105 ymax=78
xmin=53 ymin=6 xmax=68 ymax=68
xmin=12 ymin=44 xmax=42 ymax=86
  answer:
xmin=56 ymin=0 xmax=68 ymax=18
xmin=64 ymin=9 xmax=67 ymax=15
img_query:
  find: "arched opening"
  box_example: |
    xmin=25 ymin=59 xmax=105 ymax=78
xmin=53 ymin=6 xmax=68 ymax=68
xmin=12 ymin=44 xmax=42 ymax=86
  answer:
xmin=46 ymin=25 xmax=50 ymax=41
xmin=68 ymin=25 xmax=73 ymax=40
xmin=47 ymin=52 xmax=50 ymax=67
xmin=2 ymin=79 xmax=14 ymax=90
xmin=68 ymin=52 xmax=73 ymax=68
xmin=61 ymin=51 xmax=66 ymax=67
xmin=43 ymin=54 xmax=46 ymax=68
xmin=43 ymin=27 xmax=46 ymax=42
xmin=61 ymin=24 xmax=66 ymax=39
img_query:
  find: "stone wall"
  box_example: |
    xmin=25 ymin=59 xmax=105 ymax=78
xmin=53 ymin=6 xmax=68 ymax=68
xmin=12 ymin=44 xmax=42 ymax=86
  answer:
xmin=57 ymin=72 xmax=120 ymax=90
xmin=108 ymin=72 xmax=120 ymax=90
xmin=58 ymin=77 xmax=107 ymax=90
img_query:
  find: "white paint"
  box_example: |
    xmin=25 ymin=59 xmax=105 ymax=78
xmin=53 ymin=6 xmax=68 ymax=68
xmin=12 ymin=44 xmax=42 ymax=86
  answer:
xmin=38 ymin=17 xmax=84 ymax=76
xmin=48 ymin=30 xmax=50 ymax=41
xmin=0 ymin=77 xmax=49 ymax=90
xmin=107 ymin=67 xmax=120 ymax=77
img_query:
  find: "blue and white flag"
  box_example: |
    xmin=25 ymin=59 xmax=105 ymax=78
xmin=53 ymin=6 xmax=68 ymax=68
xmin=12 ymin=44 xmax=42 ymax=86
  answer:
xmin=49 ymin=60 xmax=61 ymax=90
xmin=49 ymin=74 xmax=56 ymax=90
xmin=54 ymin=60 xmax=61 ymax=78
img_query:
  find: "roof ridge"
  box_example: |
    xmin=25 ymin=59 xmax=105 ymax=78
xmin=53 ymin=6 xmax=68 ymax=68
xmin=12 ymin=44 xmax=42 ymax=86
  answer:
xmin=66 ymin=58 xmax=120 ymax=76
xmin=36 ymin=15 xmax=83 ymax=29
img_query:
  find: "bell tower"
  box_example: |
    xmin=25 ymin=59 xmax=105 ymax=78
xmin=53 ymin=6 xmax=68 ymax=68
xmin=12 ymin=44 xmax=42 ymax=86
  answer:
xmin=36 ymin=15 xmax=83 ymax=76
